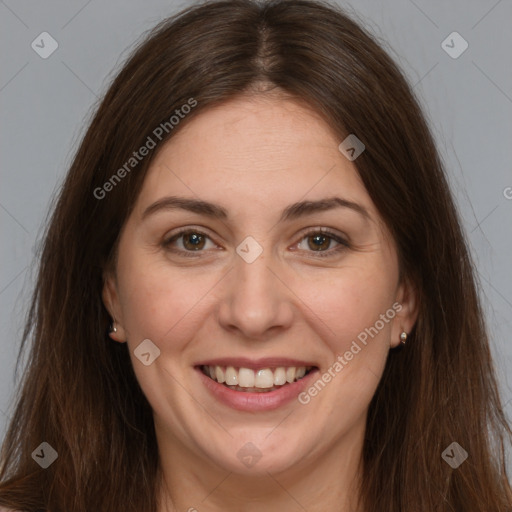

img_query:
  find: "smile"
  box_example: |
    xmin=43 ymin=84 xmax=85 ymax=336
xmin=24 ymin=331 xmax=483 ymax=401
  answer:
xmin=200 ymin=365 xmax=315 ymax=392
xmin=195 ymin=359 xmax=320 ymax=411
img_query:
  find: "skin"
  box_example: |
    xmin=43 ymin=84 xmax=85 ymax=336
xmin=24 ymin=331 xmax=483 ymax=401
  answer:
xmin=103 ymin=92 xmax=417 ymax=512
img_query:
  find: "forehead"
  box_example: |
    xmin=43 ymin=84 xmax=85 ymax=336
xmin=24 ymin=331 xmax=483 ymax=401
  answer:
xmin=134 ymin=94 xmax=376 ymax=221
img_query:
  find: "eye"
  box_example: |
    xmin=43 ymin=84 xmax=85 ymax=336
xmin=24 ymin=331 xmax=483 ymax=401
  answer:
xmin=162 ymin=227 xmax=349 ymax=259
xmin=294 ymin=228 xmax=349 ymax=257
xmin=163 ymin=229 xmax=218 ymax=255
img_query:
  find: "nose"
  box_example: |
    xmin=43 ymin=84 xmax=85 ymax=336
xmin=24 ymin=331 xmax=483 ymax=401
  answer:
xmin=217 ymin=250 xmax=294 ymax=340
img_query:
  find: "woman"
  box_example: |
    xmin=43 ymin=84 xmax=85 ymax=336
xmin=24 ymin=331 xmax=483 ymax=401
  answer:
xmin=0 ymin=0 xmax=510 ymax=510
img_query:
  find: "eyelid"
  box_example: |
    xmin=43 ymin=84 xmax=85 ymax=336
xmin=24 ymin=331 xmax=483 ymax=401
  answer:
xmin=297 ymin=226 xmax=348 ymax=241
xmin=291 ymin=226 xmax=350 ymax=256
xmin=163 ymin=225 xmax=216 ymax=242
xmin=162 ymin=226 xmax=221 ymax=256
xmin=162 ymin=225 xmax=350 ymax=257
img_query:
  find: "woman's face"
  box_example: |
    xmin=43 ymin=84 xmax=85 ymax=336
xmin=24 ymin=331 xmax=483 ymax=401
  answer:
xmin=103 ymin=94 xmax=416 ymax=477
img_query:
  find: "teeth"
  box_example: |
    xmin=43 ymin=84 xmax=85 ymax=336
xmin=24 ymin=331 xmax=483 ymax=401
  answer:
xmin=225 ymin=366 xmax=238 ymax=386
xmin=215 ymin=366 xmax=225 ymax=383
xmin=273 ymin=367 xmax=287 ymax=385
xmin=295 ymin=367 xmax=306 ymax=379
xmin=238 ymin=367 xmax=255 ymax=388
xmin=202 ymin=365 xmax=312 ymax=389
xmin=255 ymin=369 xmax=274 ymax=388
xmin=286 ymin=367 xmax=296 ymax=383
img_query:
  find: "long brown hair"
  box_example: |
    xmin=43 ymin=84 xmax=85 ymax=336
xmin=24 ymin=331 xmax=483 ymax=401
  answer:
xmin=0 ymin=0 xmax=510 ymax=510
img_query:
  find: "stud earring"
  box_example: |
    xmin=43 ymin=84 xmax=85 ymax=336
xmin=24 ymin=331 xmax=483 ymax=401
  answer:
xmin=400 ymin=331 xmax=408 ymax=345
xmin=109 ymin=321 xmax=118 ymax=334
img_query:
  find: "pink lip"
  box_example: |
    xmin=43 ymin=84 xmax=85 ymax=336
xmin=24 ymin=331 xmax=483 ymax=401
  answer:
xmin=195 ymin=366 xmax=320 ymax=412
xmin=194 ymin=357 xmax=317 ymax=370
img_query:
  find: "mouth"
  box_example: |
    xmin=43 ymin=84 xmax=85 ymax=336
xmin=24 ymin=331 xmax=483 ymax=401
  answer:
xmin=194 ymin=357 xmax=320 ymax=411
xmin=198 ymin=364 xmax=317 ymax=393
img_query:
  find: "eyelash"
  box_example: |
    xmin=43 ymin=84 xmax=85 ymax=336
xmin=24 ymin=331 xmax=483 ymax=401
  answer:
xmin=162 ymin=227 xmax=349 ymax=258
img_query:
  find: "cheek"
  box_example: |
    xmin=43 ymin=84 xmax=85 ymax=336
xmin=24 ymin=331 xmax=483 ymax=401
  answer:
xmin=293 ymin=269 xmax=396 ymax=428
xmin=117 ymin=257 xmax=219 ymax=346
xmin=294 ymin=265 xmax=397 ymax=357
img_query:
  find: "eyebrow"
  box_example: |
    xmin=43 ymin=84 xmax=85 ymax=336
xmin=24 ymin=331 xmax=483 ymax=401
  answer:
xmin=141 ymin=195 xmax=370 ymax=222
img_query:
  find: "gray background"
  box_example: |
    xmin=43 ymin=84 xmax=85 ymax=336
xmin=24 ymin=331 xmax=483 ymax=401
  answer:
xmin=1 ymin=0 xmax=511 ymax=451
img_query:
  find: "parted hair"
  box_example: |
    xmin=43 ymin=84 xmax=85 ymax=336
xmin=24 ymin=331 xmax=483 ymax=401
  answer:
xmin=0 ymin=0 xmax=511 ymax=510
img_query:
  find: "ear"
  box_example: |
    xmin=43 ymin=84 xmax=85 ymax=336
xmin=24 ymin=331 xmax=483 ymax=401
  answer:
xmin=102 ymin=269 xmax=127 ymax=343
xmin=390 ymin=276 xmax=419 ymax=348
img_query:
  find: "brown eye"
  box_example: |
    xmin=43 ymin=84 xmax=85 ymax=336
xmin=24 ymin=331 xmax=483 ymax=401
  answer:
xmin=307 ymin=234 xmax=331 ymax=251
xmin=163 ymin=229 xmax=217 ymax=255
xmin=295 ymin=229 xmax=349 ymax=257
xmin=182 ymin=232 xmax=206 ymax=250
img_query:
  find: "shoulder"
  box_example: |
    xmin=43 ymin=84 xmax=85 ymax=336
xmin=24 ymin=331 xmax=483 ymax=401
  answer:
xmin=0 ymin=507 xmax=22 ymax=512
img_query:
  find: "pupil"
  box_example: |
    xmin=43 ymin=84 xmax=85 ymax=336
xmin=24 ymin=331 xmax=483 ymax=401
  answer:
xmin=309 ymin=234 xmax=329 ymax=251
xmin=185 ymin=233 xmax=204 ymax=250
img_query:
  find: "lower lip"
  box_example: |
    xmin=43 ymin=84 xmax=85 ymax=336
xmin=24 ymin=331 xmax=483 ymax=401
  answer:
xmin=195 ymin=367 xmax=319 ymax=412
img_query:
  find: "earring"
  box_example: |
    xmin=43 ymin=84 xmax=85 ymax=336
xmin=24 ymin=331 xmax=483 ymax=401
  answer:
xmin=109 ymin=321 xmax=118 ymax=334
xmin=400 ymin=331 xmax=408 ymax=345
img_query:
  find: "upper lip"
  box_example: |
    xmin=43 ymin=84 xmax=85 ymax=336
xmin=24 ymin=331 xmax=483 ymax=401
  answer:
xmin=194 ymin=357 xmax=318 ymax=370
